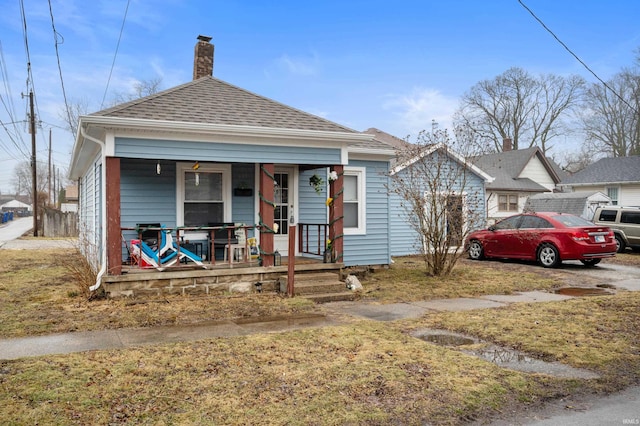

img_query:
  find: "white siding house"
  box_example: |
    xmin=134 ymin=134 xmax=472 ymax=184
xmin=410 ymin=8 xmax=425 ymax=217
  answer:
xmin=471 ymin=147 xmax=564 ymax=224
xmin=559 ymin=157 xmax=640 ymax=207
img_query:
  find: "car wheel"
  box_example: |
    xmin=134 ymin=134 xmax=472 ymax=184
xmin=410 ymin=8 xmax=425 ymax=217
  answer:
xmin=580 ymin=259 xmax=601 ymax=267
xmin=468 ymin=240 xmax=484 ymax=260
xmin=615 ymin=234 xmax=626 ymax=253
xmin=537 ymin=243 xmax=561 ymax=268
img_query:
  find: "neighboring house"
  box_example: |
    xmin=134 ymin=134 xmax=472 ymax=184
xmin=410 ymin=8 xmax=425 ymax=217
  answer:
xmin=558 ymin=156 xmax=640 ymax=207
xmin=68 ymin=35 xmax=395 ymax=284
xmin=0 ymin=199 xmax=31 ymax=215
xmin=61 ymin=185 xmax=79 ymax=213
xmin=525 ymin=191 xmax=611 ymax=220
xmin=388 ymin=142 xmax=493 ymax=256
xmin=471 ymin=143 xmax=563 ymax=223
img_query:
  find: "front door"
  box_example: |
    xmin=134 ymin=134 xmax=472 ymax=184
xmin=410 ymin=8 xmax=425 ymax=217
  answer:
xmin=273 ymin=167 xmax=297 ymax=256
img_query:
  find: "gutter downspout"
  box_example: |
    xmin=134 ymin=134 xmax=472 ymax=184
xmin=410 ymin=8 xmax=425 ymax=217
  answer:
xmin=79 ymin=125 xmax=107 ymax=292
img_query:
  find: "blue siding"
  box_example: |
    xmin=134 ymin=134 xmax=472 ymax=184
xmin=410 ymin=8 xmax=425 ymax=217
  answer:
xmin=115 ymin=137 xmax=342 ymax=165
xmin=389 ymin=194 xmax=421 ymax=256
xmin=389 ymin=153 xmax=487 ymax=256
xmin=343 ymin=160 xmax=390 ymax=267
xmin=120 ymin=159 xmax=177 ymax=247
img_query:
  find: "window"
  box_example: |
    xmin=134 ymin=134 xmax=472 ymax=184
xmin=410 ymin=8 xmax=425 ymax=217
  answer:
xmin=597 ymin=209 xmax=618 ymax=222
xmin=621 ymin=211 xmax=640 ymax=225
xmin=342 ymin=167 xmax=366 ymax=234
xmin=519 ymin=216 xmax=553 ymax=229
xmin=178 ymin=164 xmax=231 ymax=226
xmin=493 ymin=215 xmax=522 ymax=230
xmin=498 ymin=194 xmax=518 ymax=211
xmin=606 ymin=187 xmax=619 ymax=205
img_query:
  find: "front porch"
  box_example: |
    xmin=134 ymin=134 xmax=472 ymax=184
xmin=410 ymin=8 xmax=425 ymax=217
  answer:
xmin=104 ymin=256 xmax=350 ymax=301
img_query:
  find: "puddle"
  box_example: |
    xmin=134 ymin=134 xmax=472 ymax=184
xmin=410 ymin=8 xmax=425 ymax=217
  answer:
xmin=412 ymin=329 xmax=600 ymax=380
xmin=416 ymin=332 xmax=476 ymax=346
xmin=554 ymin=287 xmax=613 ymax=297
xmin=419 ymin=333 xmax=475 ymax=346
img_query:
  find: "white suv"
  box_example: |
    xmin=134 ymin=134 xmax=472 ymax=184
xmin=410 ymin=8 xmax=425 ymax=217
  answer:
xmin=593 ymin=206 xmax=640 ymax=253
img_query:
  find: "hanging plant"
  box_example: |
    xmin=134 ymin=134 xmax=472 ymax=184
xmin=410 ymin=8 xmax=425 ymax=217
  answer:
xmin=309 ymin=174 xmax=324 ymax=194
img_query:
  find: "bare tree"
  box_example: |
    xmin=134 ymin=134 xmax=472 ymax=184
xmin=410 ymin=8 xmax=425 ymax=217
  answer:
xmin=59 ymin=97 xmax=90 ymax=140
xmin=110 ymin=77 xmax=163 ymax=106
xmin=454 ymin=67 xmax=585 ymax=154
xmin=581 ymin=70 xmax=640 ymax=157
xmin=388 ymin=128 xmax=487 ymax=276
xmin=11 ymin=160 xmax=49 ymax=200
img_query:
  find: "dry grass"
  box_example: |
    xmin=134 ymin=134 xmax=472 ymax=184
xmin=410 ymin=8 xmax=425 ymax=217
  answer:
xmin=0 ymin=322 xmax=571 ymax=425
xmin=412 ymin=292 xmax=640 ymax=388
xmin=1 ymin=248 xmax=639 ymax=424
xmin=0 ymin=249 xmax=317 ymax=338
xmin=359 ymin=256 xmax=559 ymax=302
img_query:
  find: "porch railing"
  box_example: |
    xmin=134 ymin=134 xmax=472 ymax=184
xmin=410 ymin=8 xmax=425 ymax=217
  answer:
xmin=122 ymin=224 xmax=258 ymax=269
xmin=298 ymin=222 xmax=328 ymax=256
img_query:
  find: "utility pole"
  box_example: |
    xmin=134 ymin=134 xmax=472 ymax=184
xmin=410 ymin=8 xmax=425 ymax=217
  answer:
xmin=48 ymin=128 xmax=52 ymax=207
xmin=29 ymin=91 xmax=38 ymax=237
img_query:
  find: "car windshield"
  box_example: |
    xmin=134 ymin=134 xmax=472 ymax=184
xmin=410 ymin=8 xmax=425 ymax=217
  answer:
xmin=551 ymin=214 xmax=594 ymax=228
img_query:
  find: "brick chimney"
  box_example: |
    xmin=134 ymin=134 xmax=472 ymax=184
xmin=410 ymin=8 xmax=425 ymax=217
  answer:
xmin=502 ymin=137 xmax=513 ymax=151
xmin=193 ymin=35 xmax=214 ymax=80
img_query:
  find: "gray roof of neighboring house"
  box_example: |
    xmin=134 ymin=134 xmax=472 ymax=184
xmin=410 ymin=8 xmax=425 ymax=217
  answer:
xmin=359 ymin=128 xmax=412 ymax=163
xmin=561 ymin=156 xmax=640 ymax=185
xmin=525 ymin=191 xmax=610 ymax=216
xmin=92 ymin=76 xmax=356 ymax=133
xmin=471 ymin=147 xmax=560 ymax=192
xmin=362 ymin=128 xmax=411 ymax=150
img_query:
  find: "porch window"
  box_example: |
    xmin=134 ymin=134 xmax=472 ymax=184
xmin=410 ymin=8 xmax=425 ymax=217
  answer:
xmin=178 ymin=163 xmax=231 ymax=226
xmin=343 ymin=167 xmax=366 ymax=235
xmin=498 ymin=194 xmax=518 ymax=212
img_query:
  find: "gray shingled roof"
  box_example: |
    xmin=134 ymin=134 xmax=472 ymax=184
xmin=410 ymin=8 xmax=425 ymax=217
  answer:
xmin=361 ymin=128 xmax=411 ymax=150
xmin=471 ymin=147 xmax=559 ymax=192
xmin=561 ymin=156 xmax=640 ymax=185
xmin=92 ymin=76 xmax=356 ymax=133
xmin=525 ymin=192 xmax=607 ymax=216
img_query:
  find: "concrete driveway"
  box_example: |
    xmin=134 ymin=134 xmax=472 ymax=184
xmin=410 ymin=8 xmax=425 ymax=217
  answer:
xmin=0 ymin=217 xmax=76 ymax=249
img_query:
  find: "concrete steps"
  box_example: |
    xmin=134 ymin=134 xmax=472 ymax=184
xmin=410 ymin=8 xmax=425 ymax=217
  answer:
xmin=278 ymin=272 xmax=355 ymax=303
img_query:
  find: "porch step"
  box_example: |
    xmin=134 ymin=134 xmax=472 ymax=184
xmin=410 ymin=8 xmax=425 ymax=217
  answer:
xmin=279 ymin=272 xmax=354 ymax=302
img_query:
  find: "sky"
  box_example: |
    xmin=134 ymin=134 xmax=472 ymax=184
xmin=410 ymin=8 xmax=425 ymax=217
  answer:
xmin=1 ymin=0 xmax=640 ymax=195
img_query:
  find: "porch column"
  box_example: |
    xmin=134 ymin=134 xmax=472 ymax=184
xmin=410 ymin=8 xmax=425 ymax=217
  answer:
xmin=105 ymin=157 xmax=122 ymax=275
xmin=259 ymin=163 xmax=275 ymax=267
xmin=329 ymin=165 xmax=344 ymax=263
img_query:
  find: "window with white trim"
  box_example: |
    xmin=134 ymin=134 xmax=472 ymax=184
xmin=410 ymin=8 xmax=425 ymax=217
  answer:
xmin=498 ymin=193 xmax=518 ymax=211
xmin=178 ymin=164 xmax=231 ymax=226
xmin=606 ymin=186 xmax=619 ymax=206
xmin=342 ymin=167 xmax=366 ymax=235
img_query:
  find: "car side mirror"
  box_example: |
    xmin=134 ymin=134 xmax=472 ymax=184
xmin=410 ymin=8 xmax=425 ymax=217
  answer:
xmin=488 ymin=225 xmax=496 ymax=232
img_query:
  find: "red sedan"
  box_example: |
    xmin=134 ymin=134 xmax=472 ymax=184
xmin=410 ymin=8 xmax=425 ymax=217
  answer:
xmin=466 ymin=212 xmax=617 ymax=267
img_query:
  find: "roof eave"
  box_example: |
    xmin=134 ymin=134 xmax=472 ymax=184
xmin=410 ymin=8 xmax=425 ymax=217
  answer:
xmin=80 ymin=115 xmax=371 ymax=144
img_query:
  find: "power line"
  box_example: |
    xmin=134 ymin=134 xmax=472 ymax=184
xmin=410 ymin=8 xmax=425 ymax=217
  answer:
xmin=48 ymin=0 xmax=74 ymax=138
xmin=0 ymin=41 xmax=26 ymax=152
xmin=101 ymin=0 xmax=131 ymax=109
xmin=518 ymin=0 xmax=639 ymax=116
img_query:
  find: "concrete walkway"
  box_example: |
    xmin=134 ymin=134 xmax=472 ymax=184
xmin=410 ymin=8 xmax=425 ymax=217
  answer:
xmin=0 ymin=314 xmax=337 ymax=360
xmin=0 ymin=289 xmax=613 ymax=361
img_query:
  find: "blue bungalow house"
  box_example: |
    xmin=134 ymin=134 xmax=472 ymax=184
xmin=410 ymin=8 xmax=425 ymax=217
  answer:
xmin=68 ymin=36 xmax=395 ymax=295
xmin=387 ymin=141 xmax=493 ymax=256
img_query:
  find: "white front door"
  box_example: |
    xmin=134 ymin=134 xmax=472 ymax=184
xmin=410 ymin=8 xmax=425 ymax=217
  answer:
xmin=273 ymin=166 xmax=297 ymax=256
